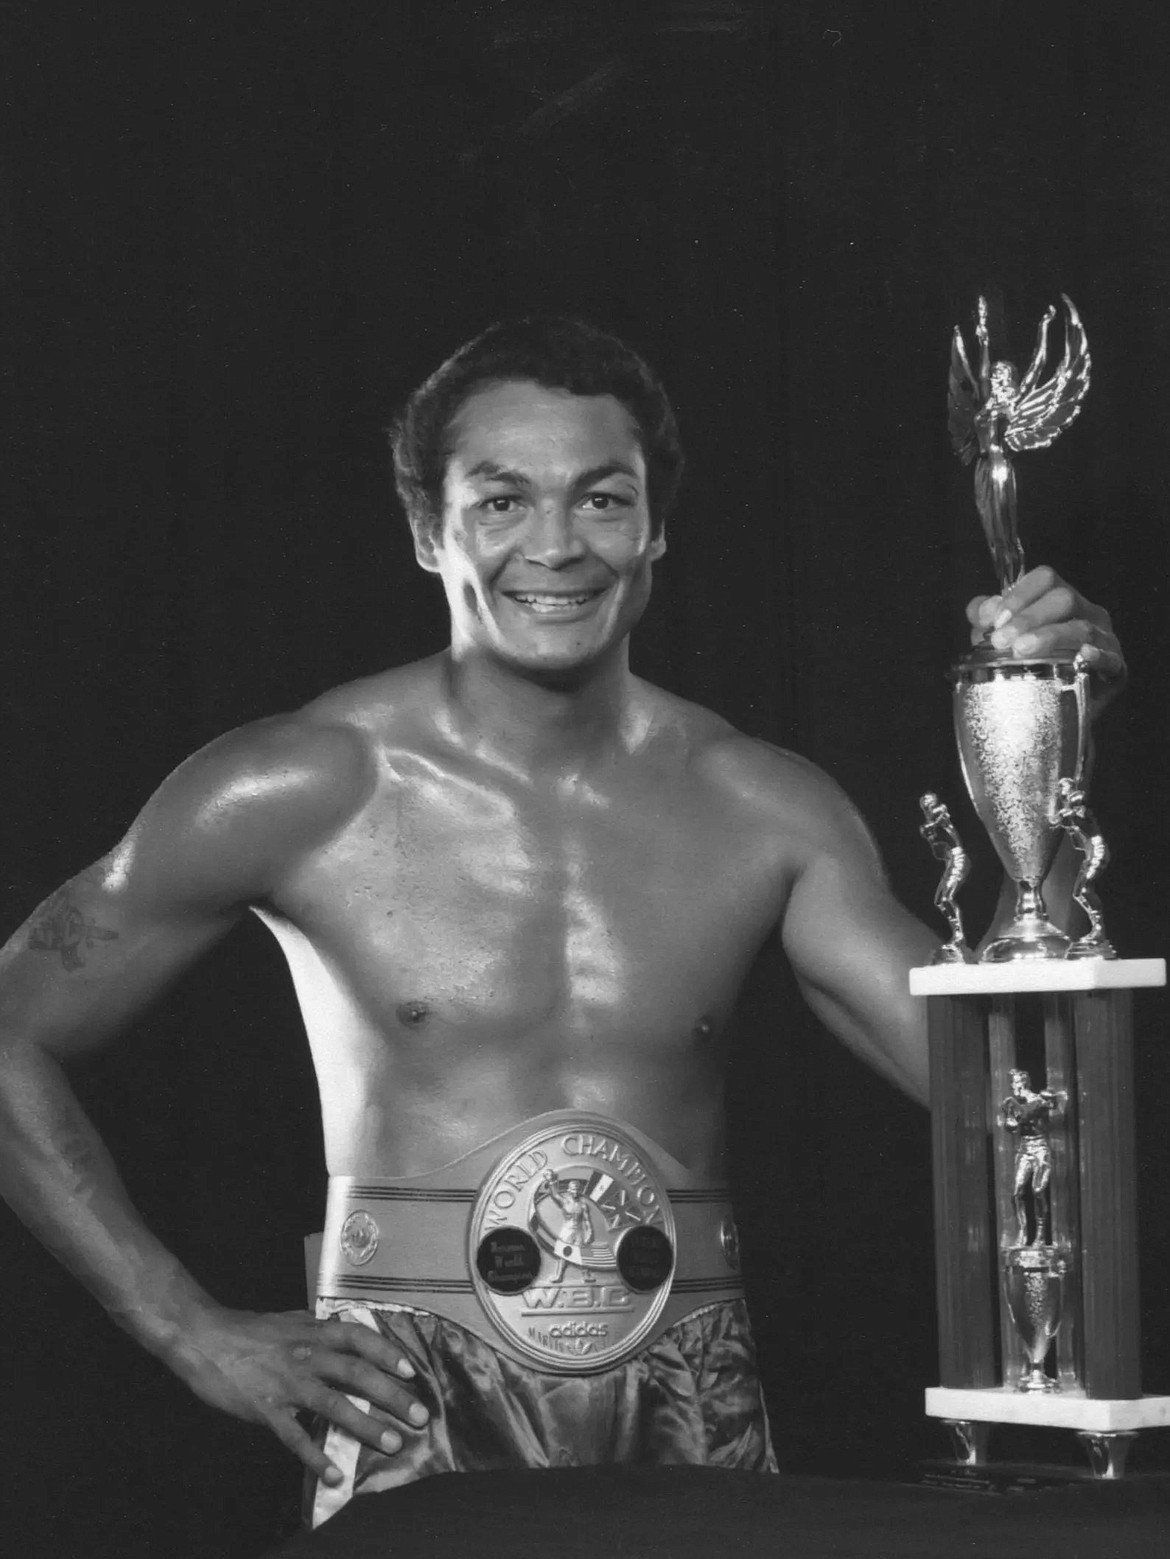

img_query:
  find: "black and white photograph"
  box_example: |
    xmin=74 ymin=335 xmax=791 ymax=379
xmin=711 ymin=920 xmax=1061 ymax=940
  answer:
xmin=3 ymin=4 xmax=1169 ymax=1555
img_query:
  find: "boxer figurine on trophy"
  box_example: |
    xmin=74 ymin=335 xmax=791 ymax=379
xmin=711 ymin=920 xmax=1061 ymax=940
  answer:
xmin=918 ymin=793 xmax=973 ymax=965
xmin=1055 ymin=777 xmax=1117 ymax=960
xmin=998 ymin=1069 xmax=1063 ymax=1248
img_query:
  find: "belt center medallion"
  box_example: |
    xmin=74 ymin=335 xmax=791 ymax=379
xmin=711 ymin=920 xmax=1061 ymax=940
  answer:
xmin=469 ymin=1115 xmax=677 ymax=1372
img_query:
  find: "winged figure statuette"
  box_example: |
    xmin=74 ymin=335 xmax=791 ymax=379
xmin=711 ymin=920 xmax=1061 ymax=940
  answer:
xmin=948 ymin=295 xmax=1091 ymax=595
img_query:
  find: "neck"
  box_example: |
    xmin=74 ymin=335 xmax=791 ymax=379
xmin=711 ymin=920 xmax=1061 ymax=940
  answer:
xmin=439 ymin=644 xmax=639 ymax=775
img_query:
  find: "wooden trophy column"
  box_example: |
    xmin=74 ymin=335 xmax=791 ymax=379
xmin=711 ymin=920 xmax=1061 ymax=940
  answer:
xmin=913 ymin=958 xmax=1169 ymax=1479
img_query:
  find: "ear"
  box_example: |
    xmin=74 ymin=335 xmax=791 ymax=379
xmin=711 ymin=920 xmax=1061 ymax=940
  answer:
xmin=410 ymin=512 xmax=443 ymax=574
xmin=648 ymin=525 xmax=667 ymax=563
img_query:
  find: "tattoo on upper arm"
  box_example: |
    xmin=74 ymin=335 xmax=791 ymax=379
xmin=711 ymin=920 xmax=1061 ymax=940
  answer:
xmin=27 ymin=887 xmax=119 ymax=972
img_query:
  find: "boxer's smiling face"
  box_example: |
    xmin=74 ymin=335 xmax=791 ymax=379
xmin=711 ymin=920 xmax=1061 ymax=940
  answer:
xmin=413 ymin=380 xmax=665 ymax=680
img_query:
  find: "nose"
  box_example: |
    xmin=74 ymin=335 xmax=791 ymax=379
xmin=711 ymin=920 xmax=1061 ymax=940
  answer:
xmin=522 ymin=501 xmax=588 ymax=568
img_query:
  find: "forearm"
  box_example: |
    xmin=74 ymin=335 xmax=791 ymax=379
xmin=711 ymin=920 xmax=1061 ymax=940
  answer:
xmin=795 ymin=912 xmax=937 ymax=1108
xmin=0 ymin=1041 xmax=213 ymax=1358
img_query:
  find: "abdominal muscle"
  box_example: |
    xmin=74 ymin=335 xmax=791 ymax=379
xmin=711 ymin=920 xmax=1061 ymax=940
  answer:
xmin=328 ymin=1032 xmax=728 ymax=1182
xmin=252 ymin=907 xmax=733 ymax=1184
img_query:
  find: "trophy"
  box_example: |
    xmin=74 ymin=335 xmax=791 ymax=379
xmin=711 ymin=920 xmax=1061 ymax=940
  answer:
xmin=948 ymin=295 xmax=1096 ymax=961
xmin=911 ymin=294 xmax=1168 ymax=1485
xmin=1003 ymin=1246 xmax=1068 ymax=1394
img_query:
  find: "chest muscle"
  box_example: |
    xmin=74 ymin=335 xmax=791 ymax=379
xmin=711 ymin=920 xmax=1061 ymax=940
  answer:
xmin=273 ymin=771 xmax=783 ymax=1041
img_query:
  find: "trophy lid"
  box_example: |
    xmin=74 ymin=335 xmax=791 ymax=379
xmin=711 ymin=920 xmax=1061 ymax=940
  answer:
xmin=950 ymin=644 xmax=1081 ymax=681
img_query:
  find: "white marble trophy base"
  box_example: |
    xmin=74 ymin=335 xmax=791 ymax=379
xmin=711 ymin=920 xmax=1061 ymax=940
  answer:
xmin=926 ymin=1386 xmax=1170 ymax=1433
xmin=909 ymin=958 xmax=1166 ymax=997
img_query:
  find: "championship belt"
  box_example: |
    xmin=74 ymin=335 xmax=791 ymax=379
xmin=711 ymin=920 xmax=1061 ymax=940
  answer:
xmin=316 ymin=1111 xmax=745 ymax=1374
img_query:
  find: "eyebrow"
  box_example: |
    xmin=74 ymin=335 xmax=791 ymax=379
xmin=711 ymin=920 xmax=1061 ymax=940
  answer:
xmin=463 ymin=459 xmax=642 ymax=487
xmin=465 ymin=461 xmax=531 ymax=484
xmin=574 ymin=461 xmax=641 ymax=488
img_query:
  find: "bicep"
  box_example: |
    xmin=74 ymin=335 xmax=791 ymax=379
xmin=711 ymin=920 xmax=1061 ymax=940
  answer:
xmin=0 ymin=716 xmax=374 ymax=1063
xmin=0 ymin=857 xmax=243 ymax=1059
xmin=781 ymin=843 xmax=936 ymax=1105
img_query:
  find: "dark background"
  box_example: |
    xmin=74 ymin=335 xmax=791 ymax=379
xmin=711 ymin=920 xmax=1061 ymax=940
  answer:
xmin=3 ymin=3 xmax=1169 ymax=1555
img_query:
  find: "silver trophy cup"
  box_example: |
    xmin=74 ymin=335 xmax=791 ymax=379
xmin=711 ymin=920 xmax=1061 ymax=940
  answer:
xmin=952 ymin=654 xmax=1089 ymax=960
xmin=1003 ymin=1246 xmax=1070 ymax=1393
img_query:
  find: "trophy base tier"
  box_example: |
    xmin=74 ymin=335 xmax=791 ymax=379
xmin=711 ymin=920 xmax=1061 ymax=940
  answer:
xmin=926 ymin=1387 xmax=1170 ymax=1434
xmin=927 ymin=1390 xmax=1170 ymax=1483
xmin=910 ymin=958 xmax=1165 ymax=997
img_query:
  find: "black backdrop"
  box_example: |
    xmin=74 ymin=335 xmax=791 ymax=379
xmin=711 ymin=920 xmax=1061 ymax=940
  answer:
xmin=3 ymin=4 xmax=1169 ymax=1555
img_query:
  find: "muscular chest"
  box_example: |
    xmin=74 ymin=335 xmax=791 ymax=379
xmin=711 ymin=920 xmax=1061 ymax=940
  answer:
xmin=275 ymin=765 xmax=785 ymax=1037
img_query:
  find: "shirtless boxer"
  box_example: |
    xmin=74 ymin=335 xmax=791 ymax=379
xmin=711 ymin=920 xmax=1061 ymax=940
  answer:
xmin=0 ymin=317 xmax=1124 ymax=1524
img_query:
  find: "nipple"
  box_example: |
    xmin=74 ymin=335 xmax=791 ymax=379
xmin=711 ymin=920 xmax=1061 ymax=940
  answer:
xmin=694 ymin=1016 xmax=716 ymax=1042
xmin=397 ymin=1000 xmax=431 ymax=1029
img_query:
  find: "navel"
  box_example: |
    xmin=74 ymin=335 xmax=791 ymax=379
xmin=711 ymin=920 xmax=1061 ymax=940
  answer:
xmin=397 ymin=1000 xmax=432 ymax=1029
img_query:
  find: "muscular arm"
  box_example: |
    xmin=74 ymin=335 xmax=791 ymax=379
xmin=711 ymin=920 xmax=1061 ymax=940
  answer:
xmin=778 ymin=777 xmax=936 ymax=1107
xmin=0 ymin=859 xmax=241 ymax=1344
xmin=0 ymin=717 xmax=425 ymax=1479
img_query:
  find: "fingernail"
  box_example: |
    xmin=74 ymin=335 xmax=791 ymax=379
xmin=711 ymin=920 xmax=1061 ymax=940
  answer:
xmin=1013 ymin=633 xmax=1039 ymax=655
xmin=981 ymin=595 xmax=1003 ymax=625
xmin=397 ymin=1359 xmax=416 ymax=1379
xmin=993 ymin=606 xmax=1013 ymax=630
xmin=409 ymin=1402 xmax=430 ymax=1426
xmin=990 ymin=626 xmax=1017 ymax=649
xmin=380 ymin=1430 xmax=402 ymax=1453
xmin=324 ymin=1467 xmax=343 ymax=1487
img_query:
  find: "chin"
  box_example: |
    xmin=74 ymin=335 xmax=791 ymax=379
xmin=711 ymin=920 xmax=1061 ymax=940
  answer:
xmin=496 ymin=641 xmax=611 ymax=686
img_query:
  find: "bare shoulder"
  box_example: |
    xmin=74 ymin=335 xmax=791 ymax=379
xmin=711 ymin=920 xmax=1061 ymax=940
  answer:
xmin=148 ymin=657 xmax=446 ymax=824
xmin=300 ymin=655 xmax=442 ymax=744
xmin=639 ymin=682 xmax=882 ymax=875
xmin=109 ymin=666 xmax=440 ymax=912
xmin=39 ymin=657 xmax=444 ymax=922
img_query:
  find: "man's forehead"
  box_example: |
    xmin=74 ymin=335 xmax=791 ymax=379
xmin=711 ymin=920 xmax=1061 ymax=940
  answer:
xmin=445 ymin=380 xmax=645 ymax=479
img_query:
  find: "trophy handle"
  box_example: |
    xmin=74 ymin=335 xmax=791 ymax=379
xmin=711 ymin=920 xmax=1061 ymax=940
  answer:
xmin=1070 ymin=654 xmax=1091 ymax=789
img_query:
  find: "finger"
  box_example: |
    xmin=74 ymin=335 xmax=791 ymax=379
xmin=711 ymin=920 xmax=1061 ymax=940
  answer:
xmin=1004 ymin=619 xmax=1124 ymax=674
xmin=994 ymin=565 xmax=1063 ymax=622
xmin=314 ymin=1350 xmax=429 ymax=1424
xmin=264 ymin=1407 xmax=348 ymax=1485
xmin=994 ymin=569 xmax=1113 ymax=635
xmin=989 ymin=588 xmax=1101 ymax=655
xmin=1077 ymin=641 xmax=1127 ymax=680
xmin=966 ymin=593 xmax=1000 ymax=630
xmin=303 ymin=1384 xmax=416 ymax=1454
xmin=330 ymin=1317 xmax=418 ymax=1381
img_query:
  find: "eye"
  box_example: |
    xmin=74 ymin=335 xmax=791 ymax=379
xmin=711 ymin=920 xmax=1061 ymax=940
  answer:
xmin=580 ymin=492 xmax=630 ymax=513
xmin=479 ymin=494 xmax=524 ymax=515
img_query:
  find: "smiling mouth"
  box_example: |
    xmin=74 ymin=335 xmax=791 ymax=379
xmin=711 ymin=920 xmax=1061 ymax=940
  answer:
xmin=504 ymin=589 xmax=606 ymax=614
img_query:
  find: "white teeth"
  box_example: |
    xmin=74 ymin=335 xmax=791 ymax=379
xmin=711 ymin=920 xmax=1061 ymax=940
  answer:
xmin=511 ymin=593 xmax=595 ymax=610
